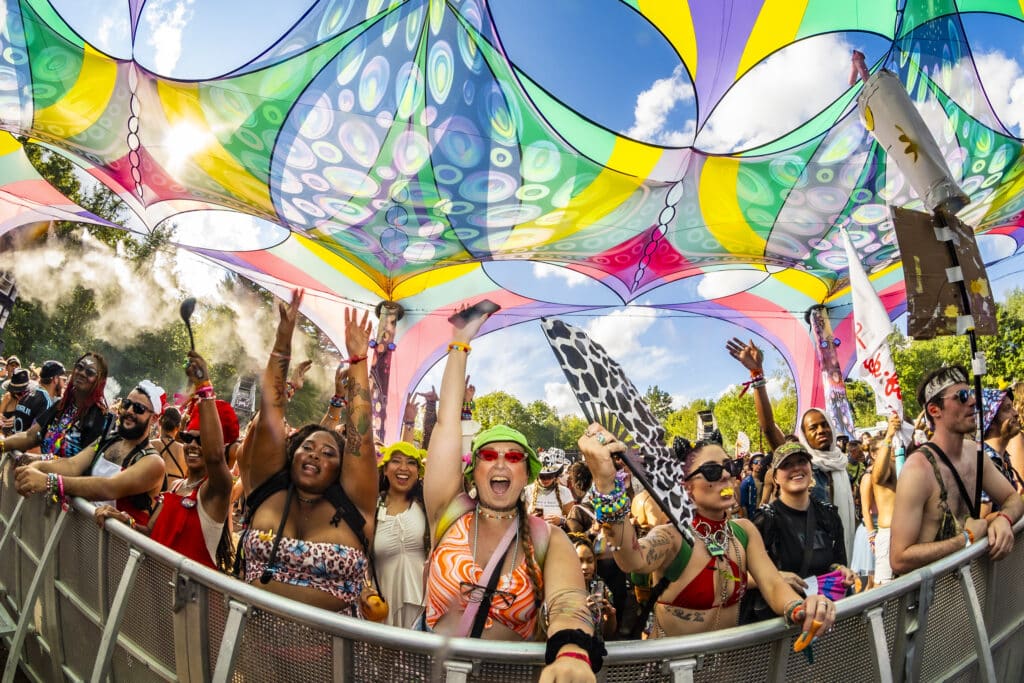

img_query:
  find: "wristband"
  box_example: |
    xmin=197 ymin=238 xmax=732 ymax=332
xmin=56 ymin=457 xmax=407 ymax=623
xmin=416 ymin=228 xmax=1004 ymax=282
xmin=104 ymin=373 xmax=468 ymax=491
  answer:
xmin=997 ymin=512 xmax=1013 ymax=528
xmin=557 ymin=651 xmax=591 ymax=668
xmin=544 ymin=628 xmax=604 ymax=673
xmin=329 ymin=395 xmax=347 ymax=409
xmin=784 ymin=599 xmax=804 ymax=626
xmin=448 ymin=342 xmax=471 ymax=353
xmin=270 ymin=351 xmax=291 ymax=360
xmin=962 ymin=530 xmax=972 ymax=547
xmin=345 ymin=355 xmax=368 ymax=364
xmin=196 ymin=385 xmax=215 ymax=400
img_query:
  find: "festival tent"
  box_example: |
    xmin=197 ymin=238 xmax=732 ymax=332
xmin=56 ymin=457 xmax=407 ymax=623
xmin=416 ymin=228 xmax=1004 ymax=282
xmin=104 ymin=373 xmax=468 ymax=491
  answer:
xmin=0 ymin=1 xmax=1021 ymax=439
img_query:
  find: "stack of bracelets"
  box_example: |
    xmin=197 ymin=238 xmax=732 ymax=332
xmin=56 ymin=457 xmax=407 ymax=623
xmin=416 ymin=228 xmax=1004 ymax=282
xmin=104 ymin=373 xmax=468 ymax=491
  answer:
xmin=329 ymin=394 xmax=347 ymax=409
xmin=590 ymin=480 xmax=629 ymax=524
xmin=46 ymin=473 xmax=69 ymax=511
xmin=740 ymin=370 xmax=767 ymax=397
xmin=195 ymin=380 xmax=216 ymax=400
xmin=783 ymin=598 xmax=804 ymax=626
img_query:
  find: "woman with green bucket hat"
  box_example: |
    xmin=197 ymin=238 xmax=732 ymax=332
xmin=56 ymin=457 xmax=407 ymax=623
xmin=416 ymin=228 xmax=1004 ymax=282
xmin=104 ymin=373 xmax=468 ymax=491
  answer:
xmin=423 ymin=305 xmax=602 ymax=681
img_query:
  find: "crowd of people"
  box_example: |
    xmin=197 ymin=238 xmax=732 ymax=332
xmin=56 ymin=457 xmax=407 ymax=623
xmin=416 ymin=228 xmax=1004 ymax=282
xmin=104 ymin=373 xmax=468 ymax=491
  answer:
xmin=1 ymin=296 xmax=1022 ymax=680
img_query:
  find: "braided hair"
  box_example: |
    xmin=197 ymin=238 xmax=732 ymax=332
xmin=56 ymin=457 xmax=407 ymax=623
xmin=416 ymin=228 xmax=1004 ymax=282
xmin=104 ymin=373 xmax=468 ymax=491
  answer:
xmin=58 ymin=352 xmax=108 ymax=413
xmin=515 ymin=498 xmax=546 ymax=641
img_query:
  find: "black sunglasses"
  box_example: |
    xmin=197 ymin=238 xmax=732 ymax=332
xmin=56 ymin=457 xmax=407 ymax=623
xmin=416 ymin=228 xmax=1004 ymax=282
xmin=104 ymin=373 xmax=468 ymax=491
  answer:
xmin=74 ymin=361 xmax=98 ymax=378
xmin=684 ymin=459 xmax=736 ymax=482
xmin=178 ymin=432 xmax=201 ymax=446
xmin=941 ymin=388 xmax=975 ymax=405
xmin=121 ymin=398 xmax=152 ymax=416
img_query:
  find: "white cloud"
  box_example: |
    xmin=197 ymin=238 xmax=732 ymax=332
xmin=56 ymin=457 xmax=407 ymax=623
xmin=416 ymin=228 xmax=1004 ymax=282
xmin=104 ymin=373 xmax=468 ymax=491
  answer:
xmin=95 ymin=15 xmax=129 ymax=52
xmin=624 ymin=64 xmax=697 ymax=146
xmin=970 ymin=50 xmax=1024 ymax=136
xmin=696 ymin=34 xmax=854 ymax=153
xmin=545 ymin=382 xmax=582 ymax=417
xmin=585 ymin=307 xmax=678 ymax=383
xmin=531 ymin=263 xmax=590 ymax=287
xmin=145 ymin=0 xmax=195 ymax=75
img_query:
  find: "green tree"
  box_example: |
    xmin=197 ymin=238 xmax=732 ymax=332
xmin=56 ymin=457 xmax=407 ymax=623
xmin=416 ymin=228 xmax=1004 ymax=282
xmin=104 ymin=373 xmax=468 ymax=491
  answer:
xmin=643 ymin=385 xmax=674 ymax=421
xmin=524 ymin=399 xmax=559 ymax=448
xmin=474 ymin=391 xmax=532 ymax=434
xmin=555 ymin=414 xmax=590 ymax=450
xmin=843 ymin=379 xmax=881 ymax=427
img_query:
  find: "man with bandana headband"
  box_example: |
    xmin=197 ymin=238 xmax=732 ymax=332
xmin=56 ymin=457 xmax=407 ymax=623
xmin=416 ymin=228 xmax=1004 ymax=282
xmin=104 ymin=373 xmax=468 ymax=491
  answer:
xmin=890 ymin=365 xmax=1023 ymax=575
xmin=727 ymin=338 xmax=857 ymax=558
xmin=14 ymin=380 xmax=167 ymax=527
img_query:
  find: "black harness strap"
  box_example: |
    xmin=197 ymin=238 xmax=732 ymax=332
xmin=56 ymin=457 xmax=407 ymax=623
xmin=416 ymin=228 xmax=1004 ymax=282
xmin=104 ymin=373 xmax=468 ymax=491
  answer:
xmin=923 ymin=442 xmax=979 ymax=518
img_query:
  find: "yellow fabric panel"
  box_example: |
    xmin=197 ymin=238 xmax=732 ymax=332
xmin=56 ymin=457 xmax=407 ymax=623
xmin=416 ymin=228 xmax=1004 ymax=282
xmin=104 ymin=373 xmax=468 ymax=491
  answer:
xmin=503 ymin=139 xmax=661 ymax=250
xmin=393 ymin=263 xmax=480 ymax=300
xmin=0 ymin=132 xmax=21 ymax=156
xmin=639 ymin=0 xmax=697 ymax=74
xmin=698 ymin=157 xmax=767 ymax=257
xmin=737 ymin=0 xmax=809 ymax=79
xmin=826 ymin=262 xmax=901 ymax=302
xmin=293 ymin=233 xmax=387 ymax=298
xmin=156 ymin=81 xmax=272 ymax=211
xmin=774 ymin=267 xmax=828 ymax=302
xmin=34 ymin=44 xmax=117 ymax=138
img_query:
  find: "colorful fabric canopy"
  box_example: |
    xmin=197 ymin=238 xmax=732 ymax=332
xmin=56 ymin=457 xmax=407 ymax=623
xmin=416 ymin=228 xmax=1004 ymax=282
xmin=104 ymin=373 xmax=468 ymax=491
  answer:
xmin=0 ymin=1 xmax=1022 ymax=439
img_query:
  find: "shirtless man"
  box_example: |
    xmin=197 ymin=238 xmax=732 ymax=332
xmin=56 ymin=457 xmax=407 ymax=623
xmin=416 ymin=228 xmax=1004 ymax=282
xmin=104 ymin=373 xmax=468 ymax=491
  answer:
xmin=890 ymin=365 xmax=1023 ymax=575
xmin=867 ymin=415 xmax=902 ymax=584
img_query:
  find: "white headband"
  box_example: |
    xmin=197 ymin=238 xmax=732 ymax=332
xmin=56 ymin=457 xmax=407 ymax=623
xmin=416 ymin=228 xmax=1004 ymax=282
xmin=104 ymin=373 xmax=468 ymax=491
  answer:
xmin=922 ymin=367 xmax=968 ymax=404
xmin=136 ymin=379 xmax=166 ymax=415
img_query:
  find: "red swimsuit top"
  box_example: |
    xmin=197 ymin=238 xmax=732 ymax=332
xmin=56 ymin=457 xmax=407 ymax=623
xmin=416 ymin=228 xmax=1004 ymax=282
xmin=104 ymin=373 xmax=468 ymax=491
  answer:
xmin=660 ymin=515 xmax=746 ymax=610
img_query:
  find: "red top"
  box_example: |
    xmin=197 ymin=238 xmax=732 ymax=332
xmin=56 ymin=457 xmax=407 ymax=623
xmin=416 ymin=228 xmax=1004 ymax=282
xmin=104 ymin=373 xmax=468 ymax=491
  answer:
xmin=150 ymin=480 xmax=216 ymax=569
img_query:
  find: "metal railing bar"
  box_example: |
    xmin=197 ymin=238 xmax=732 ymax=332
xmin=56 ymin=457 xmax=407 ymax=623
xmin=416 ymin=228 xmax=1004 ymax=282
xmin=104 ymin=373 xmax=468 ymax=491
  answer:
xmin=0 ymin=498 xmax=25 ymax=559
xmin=210 ymin=599 xmax=249 ymax=683
xmin=863 ymin=606 xmax=894 ymax=683
xmin=958 ymin=563 xmax=997 ymax=682
xmin=53 ymin=580 xmax=103 ymax=626
xmin=89 ymin=547 xmax=145 ymax=683
xmin=2 ymin=509 xmax=69 ymax=683
xmin=666 ymin=658 xmax=697 ymax=683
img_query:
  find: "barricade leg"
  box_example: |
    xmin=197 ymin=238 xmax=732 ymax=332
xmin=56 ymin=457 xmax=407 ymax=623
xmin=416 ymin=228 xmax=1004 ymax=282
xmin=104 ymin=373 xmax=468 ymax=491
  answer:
xmin=172 ymin=573 xmax=210 ymax=683
xmin=666 ymin=657 xmax=697 ymax=682
xmin=2 ymin=509 xmax=69 ymax=683
xmin=0 ymin=498 xmax=24 ymax=636
xmin=211 ymin=599 xmax=249 ymax=683
xmin=863 ymin=605 xmax=894 ymax=683
xmin=89 ymin=547 xmax=144 ymax=683
xmin=900 ymin=570 xmax=934 ymax=683
xmin=958 ymin=564 xmax=996 ymax=682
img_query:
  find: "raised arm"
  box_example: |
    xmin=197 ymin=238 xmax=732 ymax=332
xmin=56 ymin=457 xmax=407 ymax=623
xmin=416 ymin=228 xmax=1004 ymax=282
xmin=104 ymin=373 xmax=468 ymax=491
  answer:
xmin=320 ymin=363 xmax=349 ymax=431
xmin=340 ymin=307 xmax=376 ymax=517
xmin=400 ymin=392 xmax=419 ymax=443
xmin=872 ymin=414 xmax=902 ymax=485
xmin=726 ymin=338 xmax=786 ymax=450
xmin=577 ymin=425 xmax=680 ymax=575
xmin=246 ymin=289 xmax=303 ymax=493
xmin=424 ymin=309 xmax=489 ymax=525
xmin=187 ymin=351 xmax=231 ymax=522
xmin=419 ymin=386 xmax=438 ymax=448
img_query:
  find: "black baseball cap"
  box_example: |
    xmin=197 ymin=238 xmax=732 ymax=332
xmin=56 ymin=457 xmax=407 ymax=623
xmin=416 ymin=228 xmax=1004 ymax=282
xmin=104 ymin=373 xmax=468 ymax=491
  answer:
xmin=40 ymin=361 xmax=66 ymax=380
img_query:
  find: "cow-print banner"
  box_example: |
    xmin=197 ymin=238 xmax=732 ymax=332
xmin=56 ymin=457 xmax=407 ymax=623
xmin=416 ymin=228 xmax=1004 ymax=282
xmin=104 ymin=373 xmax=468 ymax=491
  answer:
xmin=541 ymin=318 xmax=694 ymax=542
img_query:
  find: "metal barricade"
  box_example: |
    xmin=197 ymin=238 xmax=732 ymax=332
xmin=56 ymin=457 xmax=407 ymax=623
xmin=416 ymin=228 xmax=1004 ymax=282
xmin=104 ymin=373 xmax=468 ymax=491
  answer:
xmin=1 ymin=455 xmax=1021 ymax=682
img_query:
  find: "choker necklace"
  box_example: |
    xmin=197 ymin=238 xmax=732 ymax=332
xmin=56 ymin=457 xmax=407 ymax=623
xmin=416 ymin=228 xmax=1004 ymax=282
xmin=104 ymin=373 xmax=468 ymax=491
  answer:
xmin=296 ymin=494 xmax=321 ymax=505
xmin=477 ymin=505 xmax=518 ymax=520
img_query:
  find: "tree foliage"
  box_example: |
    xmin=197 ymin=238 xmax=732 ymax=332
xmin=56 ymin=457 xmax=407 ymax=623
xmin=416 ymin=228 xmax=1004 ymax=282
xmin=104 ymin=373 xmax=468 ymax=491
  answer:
xmin=643 ymin=385 xmax=674 ymax=421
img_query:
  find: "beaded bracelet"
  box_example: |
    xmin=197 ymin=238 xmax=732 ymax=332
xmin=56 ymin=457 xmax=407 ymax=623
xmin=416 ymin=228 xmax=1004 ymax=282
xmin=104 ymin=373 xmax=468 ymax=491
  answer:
xmin=784 ymin=599 xmax=803 ymax=626
xmin=448 ymin=342 xmax=471 ymax=353
xmin=590 ymin=481 xmax=629 ymax=522
xmin=329 ymin=395 xmax=347 ymax=409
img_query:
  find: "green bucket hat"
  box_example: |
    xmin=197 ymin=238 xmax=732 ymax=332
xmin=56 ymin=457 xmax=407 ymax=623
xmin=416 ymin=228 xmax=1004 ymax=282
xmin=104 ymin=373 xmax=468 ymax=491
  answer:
xmin=467 ymin=425 xmax=542 ymax=483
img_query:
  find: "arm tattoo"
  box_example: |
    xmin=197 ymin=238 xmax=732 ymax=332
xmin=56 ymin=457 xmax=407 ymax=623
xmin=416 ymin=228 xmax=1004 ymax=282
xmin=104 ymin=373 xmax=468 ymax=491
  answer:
xmin=271 ymin=357 xmax=290 ymax=408
xmin=642 ymin=527 xmax=673 ymax=565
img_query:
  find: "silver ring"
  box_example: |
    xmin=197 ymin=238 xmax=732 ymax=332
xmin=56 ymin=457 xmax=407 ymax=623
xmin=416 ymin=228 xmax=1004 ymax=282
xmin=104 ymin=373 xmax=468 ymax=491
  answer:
xmin=596 ymin=434 xmax=607 ymax=445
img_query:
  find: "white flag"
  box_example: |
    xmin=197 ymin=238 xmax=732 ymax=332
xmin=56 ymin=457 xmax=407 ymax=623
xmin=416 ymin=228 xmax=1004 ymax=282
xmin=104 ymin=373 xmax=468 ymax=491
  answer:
xmin=842 ymin=228 xmax=904 ymax=419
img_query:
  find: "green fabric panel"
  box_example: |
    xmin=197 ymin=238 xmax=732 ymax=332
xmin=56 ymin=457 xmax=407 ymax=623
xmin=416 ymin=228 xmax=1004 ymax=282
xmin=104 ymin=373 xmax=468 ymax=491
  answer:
xmin=22 ymin=0 xmax=83 ymax=110
xmin=23 ymin=0 xmax=85 ymax=48
xmin=799 ymin=0 xmax=898 ymax=39
xmin=954 ymin=1 xmax=1024 ymax=20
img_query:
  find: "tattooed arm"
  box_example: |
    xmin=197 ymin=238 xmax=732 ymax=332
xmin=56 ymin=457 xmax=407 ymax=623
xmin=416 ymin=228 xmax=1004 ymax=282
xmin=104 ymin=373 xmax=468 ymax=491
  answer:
xmin=607 ymin=521 xmax=681 ymax=575
xmin=340 ymin=308 xmax=377 ymax=518
xmin=245 ymin=289 xmax=303 ymax=494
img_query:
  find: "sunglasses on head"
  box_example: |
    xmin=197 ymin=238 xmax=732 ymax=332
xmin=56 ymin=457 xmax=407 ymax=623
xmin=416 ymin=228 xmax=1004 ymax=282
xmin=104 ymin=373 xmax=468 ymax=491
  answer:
xmin=476 ymin=448 xmax=526 ymax=464
xmin=74 ymin=361 xmax=98 ymax=378
xmin=684 ymin=459 xmax=736 ymax=482
xmin=941 ymin=388 xmax=975 ymax=405
xmin=121 ymin=398 xmax=152 ymax=416
xmin=178 ymin=432 xmax=201 ymax=446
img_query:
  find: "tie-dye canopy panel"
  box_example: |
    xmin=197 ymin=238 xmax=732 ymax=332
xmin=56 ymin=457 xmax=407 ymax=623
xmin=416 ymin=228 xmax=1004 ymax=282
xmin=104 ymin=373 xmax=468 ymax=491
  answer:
xmin=0 ymin=0 xmax=1023 ymax=439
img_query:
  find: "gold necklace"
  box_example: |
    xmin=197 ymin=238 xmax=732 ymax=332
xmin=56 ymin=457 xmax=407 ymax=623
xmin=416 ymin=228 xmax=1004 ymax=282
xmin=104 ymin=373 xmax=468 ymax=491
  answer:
xmin=477 ymin=505 xmax=517 ymax=520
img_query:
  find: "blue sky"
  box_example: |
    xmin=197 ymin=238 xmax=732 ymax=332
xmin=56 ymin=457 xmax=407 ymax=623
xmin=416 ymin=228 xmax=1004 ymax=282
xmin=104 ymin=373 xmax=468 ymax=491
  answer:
xmin=49 ymin=1 xmax=1024 ymax=416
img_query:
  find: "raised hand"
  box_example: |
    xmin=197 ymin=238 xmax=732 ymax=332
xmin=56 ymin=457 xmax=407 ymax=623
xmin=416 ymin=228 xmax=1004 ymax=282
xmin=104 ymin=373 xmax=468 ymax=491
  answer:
xmin=450 ymin=302 xmax=492 ymax=344
xmin=726 ymin=337 xmax=764 ymax=374
xmin=577 ymin=422 xmax=622 ymax=494
xmin=417 ymin=385 xmax=439 ymax=403
xmin=334 ymin=362 xmax=350 ymax=395
xmin=185 ymin=350 xmax=211 ymax=386
xmin=275 ymin=289 xmax=305 ymax=344
xmin=344 ymin=308 xmax=373 ymax=358
xmin=290 ymin=359 xmax=314 ymax=392
xmin=403 ymin=393 xmax=420 ymax=422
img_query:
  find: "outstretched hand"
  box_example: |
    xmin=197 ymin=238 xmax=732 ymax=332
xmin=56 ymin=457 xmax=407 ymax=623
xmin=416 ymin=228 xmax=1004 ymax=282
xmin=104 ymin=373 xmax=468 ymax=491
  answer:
xmin=290 ymin=360 xmax=314 ymax=392
xmin=577 ymin=422 xmax=624 ymax=494
xmin=344 ymin=308 xmax=373 ymax=357
xmin=275 ymin=289 xmax=305 ymax=344
xmin=185 ymin=350 xmax=210 ymax=387
xmin=403 ymin=393 xmax=420 ymax=422
xmin=726 ymin=337 xmax=764 ymax=374
xmin=450 ymin=303 xmax=491 ymax=344
xmin=334 ymin=362 xmax=350 ymax=395
xmin=417 ymin=385 xmax=439 ymax=403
